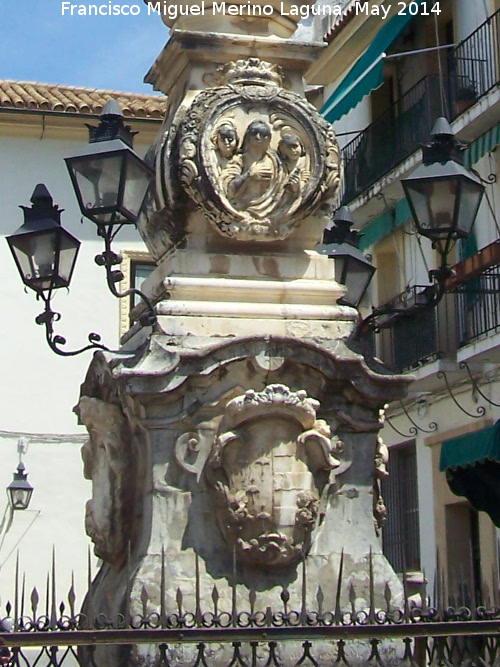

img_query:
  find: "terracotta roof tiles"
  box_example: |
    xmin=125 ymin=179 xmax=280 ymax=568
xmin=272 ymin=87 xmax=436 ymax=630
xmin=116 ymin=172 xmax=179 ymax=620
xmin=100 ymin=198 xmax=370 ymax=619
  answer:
xmin=0 ymin=80 xmax=167 ymax=119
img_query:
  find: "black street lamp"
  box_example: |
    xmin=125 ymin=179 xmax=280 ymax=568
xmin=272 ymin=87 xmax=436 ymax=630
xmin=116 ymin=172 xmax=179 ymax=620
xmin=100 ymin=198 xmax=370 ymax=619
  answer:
xmin=6 ymin=185 xmax=107 ymax=357
xmin=65 ymin=100 xmax=156 ymax=326
xmin=65 ymin=100 xmax=153 ymax=227
xmin=317 ymin=206 xmax=375 ymax=307
xmin=401 ymin=117 xmax=485 ymax=265
xmin=7 ymin=184 xmax=80 ymax=294
xmin=349 ymin=117 xmax=485 ymax=339
xmin=7 ymin=462 xmax=34 ymax=511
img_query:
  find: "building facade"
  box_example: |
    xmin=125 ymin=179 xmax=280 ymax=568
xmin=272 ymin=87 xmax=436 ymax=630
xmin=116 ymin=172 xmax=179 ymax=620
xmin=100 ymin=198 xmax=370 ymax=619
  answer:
xmin=0 ymin=81 xmax=164 ymax=605
xmin=308 ymin=0 xmax=500 ymax=605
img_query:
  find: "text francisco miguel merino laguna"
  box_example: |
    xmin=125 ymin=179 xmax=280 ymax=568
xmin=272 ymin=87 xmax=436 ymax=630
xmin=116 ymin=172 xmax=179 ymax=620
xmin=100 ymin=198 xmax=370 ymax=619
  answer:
xmin=61 ymin=1 xmax=441 ymax=20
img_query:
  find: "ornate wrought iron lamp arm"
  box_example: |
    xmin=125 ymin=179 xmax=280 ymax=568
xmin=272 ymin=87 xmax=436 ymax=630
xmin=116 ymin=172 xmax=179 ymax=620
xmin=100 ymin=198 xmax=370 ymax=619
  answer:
xmin=35 ymin=294 xmax=108 ymax=358
xmin=95 ymin=225 xmax=157 ymax=327
xmin=459 ymin=361 xmax=500 ymax=408
xmin=398 ymin=401 xmax=438 ymax=434
xmin=436 ymin=369 xmax=486 ymax=418
xmin=351 ymin=258 xmax=451 ymax=341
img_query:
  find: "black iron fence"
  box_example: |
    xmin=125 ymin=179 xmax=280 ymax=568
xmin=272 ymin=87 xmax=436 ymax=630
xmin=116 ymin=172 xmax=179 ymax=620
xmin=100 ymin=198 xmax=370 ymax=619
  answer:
xmin=341 ymin=7 xmax=500 ymax=204
xmin=374 ymin=263 xmax=500 ymax=372
xmin=450 ymin=6 xmax=500 ymax=104
xmin=2 ymin=550 xmax=500 ymax=665
xmin=456 ymin=264 xmax=500 ymax=347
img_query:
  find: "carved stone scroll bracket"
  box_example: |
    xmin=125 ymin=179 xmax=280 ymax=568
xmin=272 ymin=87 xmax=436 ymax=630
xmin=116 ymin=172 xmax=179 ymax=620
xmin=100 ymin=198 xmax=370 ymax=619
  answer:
xmin=77 ymin=396 xmax=144 ymax=568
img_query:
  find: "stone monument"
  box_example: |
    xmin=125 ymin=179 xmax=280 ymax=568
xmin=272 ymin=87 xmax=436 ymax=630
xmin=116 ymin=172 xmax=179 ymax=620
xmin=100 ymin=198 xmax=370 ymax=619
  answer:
xmin=76 ymin=3 xmax=412 ymax=664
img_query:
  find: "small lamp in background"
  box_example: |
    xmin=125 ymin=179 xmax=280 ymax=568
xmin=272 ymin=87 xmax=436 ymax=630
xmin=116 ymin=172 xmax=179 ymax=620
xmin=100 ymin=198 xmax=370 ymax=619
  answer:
xmin=317 ymin=205 xmax=376 ymax=307
xmin=7 ymin=462 xmax=34 ymax=511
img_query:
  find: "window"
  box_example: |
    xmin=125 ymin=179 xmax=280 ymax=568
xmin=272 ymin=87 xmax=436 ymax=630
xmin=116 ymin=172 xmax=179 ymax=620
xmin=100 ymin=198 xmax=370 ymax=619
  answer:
xmin=130 ymin=261 xmax=155 ymax=309
xmin=118 ymin=250 xmax=155 ymax=337
xmin=382 ymin=441 xmax=420 ymax=572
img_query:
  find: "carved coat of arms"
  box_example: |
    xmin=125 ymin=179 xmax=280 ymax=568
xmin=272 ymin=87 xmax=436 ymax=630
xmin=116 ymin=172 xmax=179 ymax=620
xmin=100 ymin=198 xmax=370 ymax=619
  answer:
xmin=206 ymin=385 xmax=342 ymax=567
xmin=175 ymin=58 xmax=340 ymax=241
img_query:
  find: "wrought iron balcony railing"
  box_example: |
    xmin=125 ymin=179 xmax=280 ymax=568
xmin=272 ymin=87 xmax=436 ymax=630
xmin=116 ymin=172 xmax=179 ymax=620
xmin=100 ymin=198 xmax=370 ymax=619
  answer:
xmin=456 ymin=263 xmax=500 ymax=347
xmin=375 ymin=262 xmax=500 ymax=372
xmin=341 ymin=7 xmax=500 ymax=205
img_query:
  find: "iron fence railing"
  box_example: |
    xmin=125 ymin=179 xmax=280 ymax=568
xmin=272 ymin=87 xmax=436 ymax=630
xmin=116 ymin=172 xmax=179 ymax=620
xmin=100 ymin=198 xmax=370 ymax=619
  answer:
xmin=374 ymin=263 xmax=500 ymax=372
xmin=456 ymin=264 xmax=500 ymax=346
xmin=340 ymin=7 xmax=500 ymax=204
xmin=342 ymin=75 xmax=443 ymax=204
xmin=449 ymin=6 xmax=500 ymax=104
xmin=2 ymin=548 xmax=500 ymax=666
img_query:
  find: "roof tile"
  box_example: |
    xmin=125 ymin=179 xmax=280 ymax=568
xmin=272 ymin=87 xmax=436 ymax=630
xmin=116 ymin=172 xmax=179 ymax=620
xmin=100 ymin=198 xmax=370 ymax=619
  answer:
xmin=0 ymin=80 xmax=167 ymax=119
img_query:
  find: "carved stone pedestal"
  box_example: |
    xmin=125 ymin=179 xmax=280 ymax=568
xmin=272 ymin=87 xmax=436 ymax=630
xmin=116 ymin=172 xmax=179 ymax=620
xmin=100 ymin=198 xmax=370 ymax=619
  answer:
xmin=76 ymin=5 xmax=413 ymax=663
xmin=77 ymin=330 xmax=411 ymax=665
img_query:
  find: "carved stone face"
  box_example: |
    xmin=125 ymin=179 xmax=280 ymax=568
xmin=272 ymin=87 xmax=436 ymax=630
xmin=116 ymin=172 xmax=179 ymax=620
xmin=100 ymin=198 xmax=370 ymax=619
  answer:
xmin=242 ymin=120 xmax=271 ymax=158
xmin=77 ymin=396 xmax=137 ymax=567
xmin=278 ymin=133 xmax=303 ymax=164
xmin=175 ymin=59 xmax=341 ymax=241
xmin=215 ymin=123 xmax=238 ymax=159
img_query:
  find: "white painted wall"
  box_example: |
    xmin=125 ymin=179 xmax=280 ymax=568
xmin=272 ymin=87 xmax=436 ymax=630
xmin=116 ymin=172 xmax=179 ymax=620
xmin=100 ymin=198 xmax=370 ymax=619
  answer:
xmin=0 ymin=133 xmax=149 ymax=434
xmin=0 ymin=434 xmax=95 ymax=612
xmin=452 ymin=0 xmax=489 ymax=41
xmin=0 ymin=120 xmax=155 ymax=611
xmin=333 ymin=97 xmax=372 ymax=150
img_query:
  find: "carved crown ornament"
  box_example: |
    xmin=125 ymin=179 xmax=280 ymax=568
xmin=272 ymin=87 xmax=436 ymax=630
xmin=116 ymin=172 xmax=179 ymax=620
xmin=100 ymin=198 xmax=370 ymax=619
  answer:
xmin=175 ymin=58 xmax=340 ymax=242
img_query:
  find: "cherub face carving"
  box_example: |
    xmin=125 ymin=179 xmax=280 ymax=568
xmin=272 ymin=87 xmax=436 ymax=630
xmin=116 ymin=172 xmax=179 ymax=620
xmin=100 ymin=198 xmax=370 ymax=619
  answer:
xmin=176 ymin=59 xmax=340 ymax=241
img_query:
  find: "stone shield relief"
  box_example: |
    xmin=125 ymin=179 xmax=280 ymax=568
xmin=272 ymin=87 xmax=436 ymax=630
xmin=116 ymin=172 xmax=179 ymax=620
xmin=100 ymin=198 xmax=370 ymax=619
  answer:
xmin=204 ymin=385 xmax=342 ymax=568
xmin=176 ymin=60 xmax=340 ymax=241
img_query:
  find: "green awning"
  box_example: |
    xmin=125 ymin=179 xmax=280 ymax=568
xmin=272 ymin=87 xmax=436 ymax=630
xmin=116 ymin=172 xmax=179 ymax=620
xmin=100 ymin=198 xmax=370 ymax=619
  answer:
xmin=464 ymin=122 xmax=500 ymax=169
xmin=440 ymin=422 xmax=500 ymax=526
xmin=321 ymin=2 xmax=424 ymax=123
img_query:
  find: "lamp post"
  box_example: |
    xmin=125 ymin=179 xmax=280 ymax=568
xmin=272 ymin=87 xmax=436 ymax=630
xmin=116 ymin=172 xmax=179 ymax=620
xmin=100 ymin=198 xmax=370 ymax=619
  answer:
xmin=317 ymin=205 xmax=375 ymax=308
xmin=6 ymin=185 xmax=107 ymax=357
xmin=401 ymin=117 xmax=485 ymax=271
xmin=7 ymin=463 xmax=33 ymax=511
xmin=65 ymin=100 xmax=156 ymax=326
xmin=343 ymin=117 xmax=486 ymax=340
xmin=6 ymin=100 xmax=158 ymax=357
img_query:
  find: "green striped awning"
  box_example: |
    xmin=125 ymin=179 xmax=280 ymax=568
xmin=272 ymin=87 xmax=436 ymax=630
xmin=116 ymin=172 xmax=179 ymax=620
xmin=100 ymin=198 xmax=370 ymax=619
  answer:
xmin=465 ymin=122 xmax=500 ymax=168
xmin=440 ymin=422 xmax=500 ymax=527
xmin=321 ymin=2 xmax=425 ymax=123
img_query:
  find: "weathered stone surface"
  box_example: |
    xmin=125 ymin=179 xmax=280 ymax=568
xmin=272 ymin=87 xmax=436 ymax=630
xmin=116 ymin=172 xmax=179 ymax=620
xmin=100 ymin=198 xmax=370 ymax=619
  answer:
xmin=139 ymin=58 xmax=340 ymax=263
xmin=77 ymin=11 xmax=413 ymax=665
xmin=77 ymin=334 xmax=411 ymax=664
xmin=175 ymin=59 xmax=340 ymax=242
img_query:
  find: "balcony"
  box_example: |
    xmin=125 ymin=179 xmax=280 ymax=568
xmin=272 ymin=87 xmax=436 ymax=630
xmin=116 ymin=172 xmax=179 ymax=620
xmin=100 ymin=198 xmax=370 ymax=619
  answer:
xmin=341 ymin=7 xmax=500 ymax=205
xmin=375 ymin=262 xmax=500 ymax=373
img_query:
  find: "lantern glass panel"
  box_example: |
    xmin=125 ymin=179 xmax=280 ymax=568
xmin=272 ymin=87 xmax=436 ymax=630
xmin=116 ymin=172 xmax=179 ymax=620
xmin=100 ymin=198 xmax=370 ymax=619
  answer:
xmin=58 ymin=230 xmax=81 ymax=285
xmin=71 ymin=154 xmax=125 ymax=222
xmin=455 ymin=178 xmax=484 ymax=237
xmin=8 ymin=487 xmax=33 ymax=511
xmin=10 ymin=229 xmax=58 ymax=291
xmin=122 ymin=154 xmax=152 ymax=220
xmin=404 ymin=177 xmax=460 ymax=238
xmin=334 ymin=254 xmax=374 ymax=307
